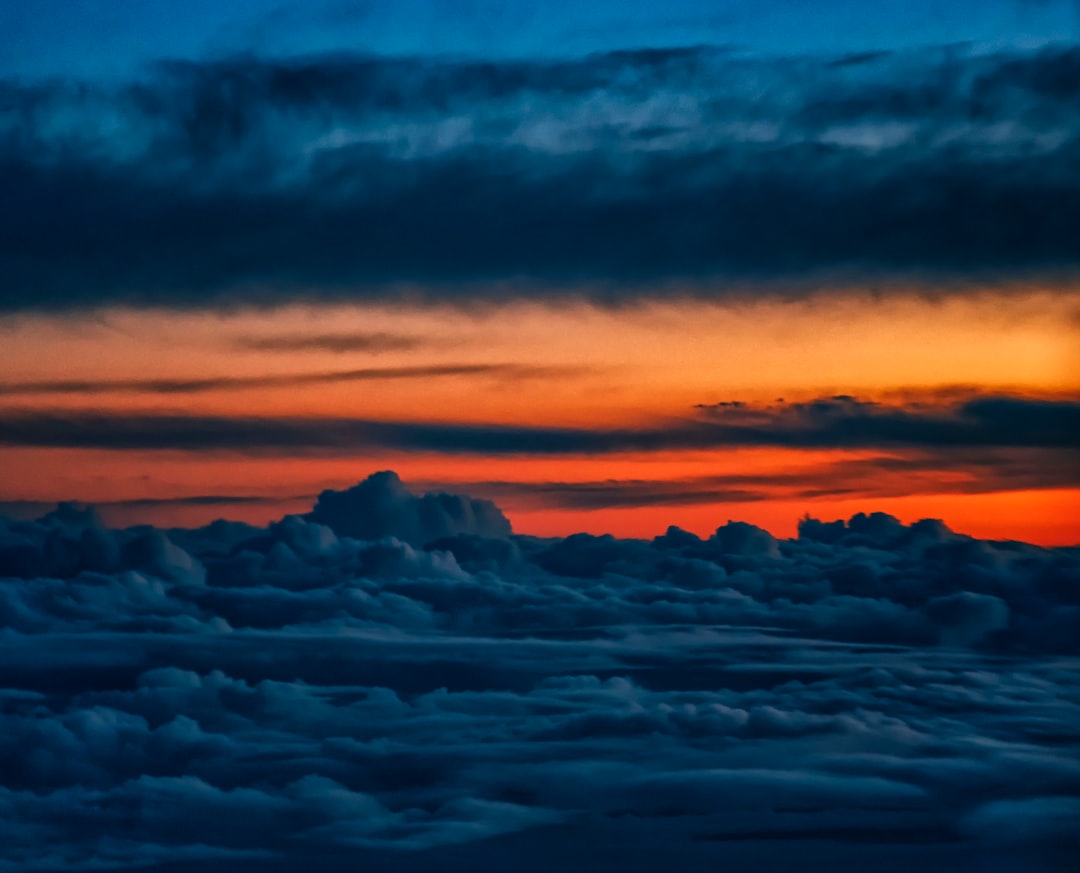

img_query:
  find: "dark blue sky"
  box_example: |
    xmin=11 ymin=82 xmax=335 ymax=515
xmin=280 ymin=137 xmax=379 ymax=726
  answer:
xmin=2 ymin=0 xmax=1076 ymax=79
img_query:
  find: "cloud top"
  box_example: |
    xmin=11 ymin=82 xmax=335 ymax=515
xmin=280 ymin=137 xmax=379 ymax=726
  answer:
xmin=307 ymin=470 xmax=512 ymax=545
xmin=1 ymin=471 xmax=1078 ymax=869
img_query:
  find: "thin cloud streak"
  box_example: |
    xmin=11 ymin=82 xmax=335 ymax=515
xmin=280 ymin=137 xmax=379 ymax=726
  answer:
xmin=0 ymin=494 xmax=294 ymax=521
xmin=0 ymin=363 xmax=581 ymax=396
xmin=237 ymin=331 xmax=429 ymax=354
xmin=466 ymin=453 xmax=1079 ymax=509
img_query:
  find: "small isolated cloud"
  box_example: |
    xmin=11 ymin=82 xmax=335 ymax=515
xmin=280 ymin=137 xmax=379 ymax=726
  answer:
xmin=1 ymin=471 xmax=1079 ymax=870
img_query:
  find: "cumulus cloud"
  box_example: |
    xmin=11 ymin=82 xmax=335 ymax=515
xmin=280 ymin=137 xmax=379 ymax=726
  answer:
xmin=1 ymin=470 xmax=1078 ymax=870
xmin=307 ymin=471 xmax=512 ymax=545
xmin=1 ymin=45 xmax=1080 ymax=310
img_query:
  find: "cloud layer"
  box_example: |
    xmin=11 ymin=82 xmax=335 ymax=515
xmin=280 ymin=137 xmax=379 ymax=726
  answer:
xmin=2 ymin=44 xmax=1080 ymax=309
xmin=1 ymin=472 xmax=1078 ymax=870
xmin=1 ymin=393 xmax=1075 ymax=453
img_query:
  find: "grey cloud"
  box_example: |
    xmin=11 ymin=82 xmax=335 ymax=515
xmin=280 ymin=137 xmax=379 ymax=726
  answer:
xmin=1 ymin=471 xmax=1079 ymax=870
xmin=237 ymin=331 xmax=428 ymax=354
xmin=1 ymin=45 xmax=1079 ymax=310
xmin=0 ymin=394 xmax=1075 ymax=453
xmin=0 ymin=363 xmax=575 ymax=397
xmin=307 ymin=470 xmax=512 ymax=546
xmin=961 ymin=796 xmax=1080 ymax=845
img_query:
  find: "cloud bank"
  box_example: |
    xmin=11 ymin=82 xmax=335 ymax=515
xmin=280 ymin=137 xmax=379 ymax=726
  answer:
xmin=1 ymin=393 xmax=1075 ymax=453
xmin=2 ymin=44 xmax=1080 ymax=309
xmin=1 ymin=471 xmax=1078 ymax=871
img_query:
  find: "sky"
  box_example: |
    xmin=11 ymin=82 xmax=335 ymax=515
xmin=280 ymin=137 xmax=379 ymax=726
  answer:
xmin=1 ymin=0 xmax=1079 ymax=544
xmin=2 ymin=5 xmax=1080 ymax=870
xmin=1 ymin=0 xmax=1076 ymax=77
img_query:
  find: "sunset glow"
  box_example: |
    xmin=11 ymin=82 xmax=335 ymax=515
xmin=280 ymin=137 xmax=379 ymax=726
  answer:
xmin=2 ymin=290 xmax=1077 ymax=542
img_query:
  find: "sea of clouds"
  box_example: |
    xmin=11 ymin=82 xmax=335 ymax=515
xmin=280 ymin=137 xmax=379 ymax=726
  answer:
xmin=1 ymin=471 xmax=1077 ymax=871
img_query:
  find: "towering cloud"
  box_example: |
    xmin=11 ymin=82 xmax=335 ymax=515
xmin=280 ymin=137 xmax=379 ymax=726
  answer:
xmin=307 ymin=470 xmax=512 ymax=545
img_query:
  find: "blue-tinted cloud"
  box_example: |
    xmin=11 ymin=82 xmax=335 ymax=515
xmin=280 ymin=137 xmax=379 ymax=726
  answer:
xmin=3 ymin=1 xmax=1075 ymax=80
xmin=2 ymin=45 xmax=1080 ymax=310
xmin=1 ymin=472 xmax=1078 ymax=870
xmin=0 ymin=394 xmax=1075 ymax=453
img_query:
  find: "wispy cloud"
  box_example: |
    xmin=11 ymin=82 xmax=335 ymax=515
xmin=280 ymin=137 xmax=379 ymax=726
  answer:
xmin=0 ymin=363 xmax=580 ymax=396
xmin=237 ymin=331 xmax=429 ymax=354
xmin=464 ymin=449 xmax=1078 ymax=509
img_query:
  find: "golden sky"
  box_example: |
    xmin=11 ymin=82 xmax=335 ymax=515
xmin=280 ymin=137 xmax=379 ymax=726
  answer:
xmin=1 ymin=286 xmax=1077 ymax=543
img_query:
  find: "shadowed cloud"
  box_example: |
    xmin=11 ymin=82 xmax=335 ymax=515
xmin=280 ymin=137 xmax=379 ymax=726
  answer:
xmin=0 ymin=394 xmax=1075 ymax=452
xmin=0 ymin=363 xmax=580 ymax=396
xmin=2 ymin=44 xmax=1080 ymax=310
xmin=467 ymin=450 xmax=1080 ymax=509
xmin=237 ymin=331 xmax=429 ymax=354
xmin=0 ymin=470 xmax=1078 ymax=870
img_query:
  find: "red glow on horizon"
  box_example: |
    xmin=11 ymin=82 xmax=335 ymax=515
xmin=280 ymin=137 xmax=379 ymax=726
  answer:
xmin=1 ymin=293 xmax=1077 ymax=546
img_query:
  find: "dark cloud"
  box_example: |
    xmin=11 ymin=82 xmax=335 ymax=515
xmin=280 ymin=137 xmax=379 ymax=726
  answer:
xmin=307 ymin=470 xmax=512 ymax=546
xmin=0 ymin=394 xmax=1075 ymax=453
xmin=0 ymin=496 xmax=295 ymax=530
xmin=1 ymin=45 xmax=1079 ymax=310
xmin=0 ymin=363 xmax=577 ymax=396
xmin=691 ymin=394 xmax=1080 ymax=450
xmin=1 ymin=471 xmax=1078 ymax=870
xmin=237 ymin=331 xmax=428 ymax=354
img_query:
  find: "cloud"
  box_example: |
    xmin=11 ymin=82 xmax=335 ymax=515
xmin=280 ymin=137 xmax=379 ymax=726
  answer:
xmin=307 ymin=470 xmax=512 ymax=546
xmin=237 ymin=331 xmax=428 ymax=354
xmin=1 ymin=45 xmax=1079 ymax=310
xmin=961 ymin=796 xmax=1080 ymax=845
xmin=463 ymin=449 xmax=1079 ymax=509
xmin=0 ymin=393 xmax=1075 ymax=454
xmin=693 ymin=394 xmax=1080 ymax=450
xmin=1 ymin=470 xmax=1079 ymax=868
xmin=0 ymin=363 xmax=578 ymax=397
